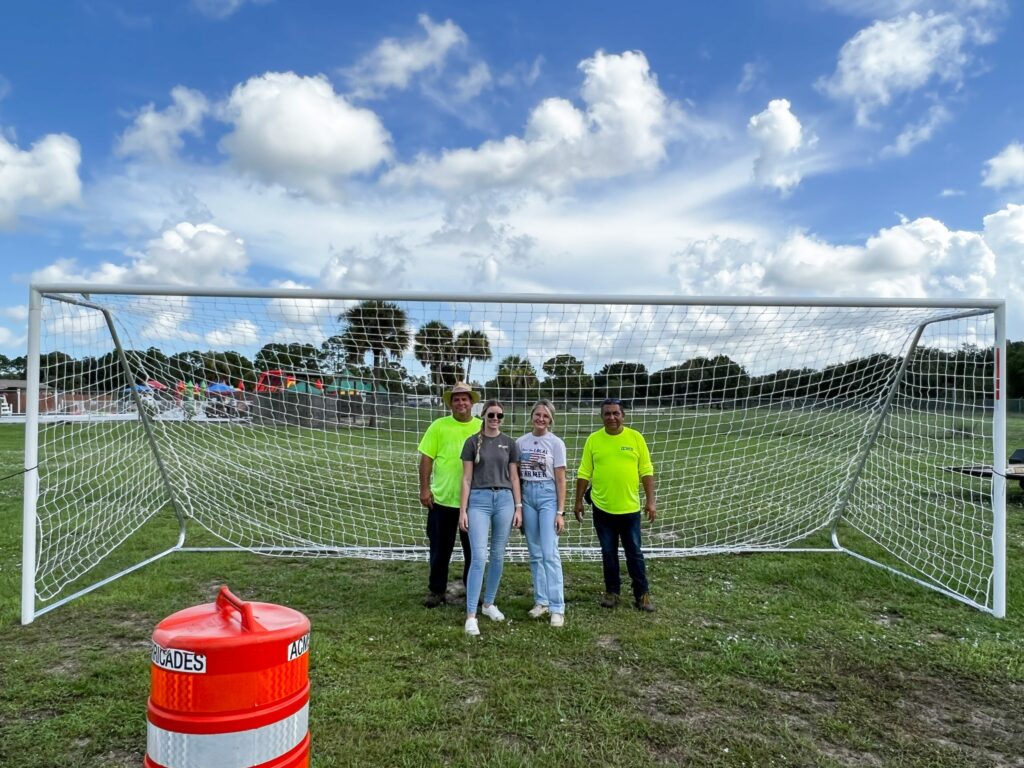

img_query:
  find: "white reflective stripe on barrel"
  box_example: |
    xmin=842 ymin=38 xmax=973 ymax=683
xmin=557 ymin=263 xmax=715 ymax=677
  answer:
xmin=147 ymin=703 xmax=308 ymax=768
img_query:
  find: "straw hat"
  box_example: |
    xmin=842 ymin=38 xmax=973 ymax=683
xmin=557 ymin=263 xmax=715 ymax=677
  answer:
xmin=442 ymin=381 xmax=481 ymax=407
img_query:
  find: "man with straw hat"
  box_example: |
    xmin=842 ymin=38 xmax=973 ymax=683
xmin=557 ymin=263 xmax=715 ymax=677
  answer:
xmin=418 ymin=382 xmax=482 ymax=607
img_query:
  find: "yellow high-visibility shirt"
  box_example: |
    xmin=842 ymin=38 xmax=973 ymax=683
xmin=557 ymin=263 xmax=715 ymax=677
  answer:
xmin=577 ymin=427 xmax=654 ymax=514
xmin=418 ymin=415 xmax=482 ymax=507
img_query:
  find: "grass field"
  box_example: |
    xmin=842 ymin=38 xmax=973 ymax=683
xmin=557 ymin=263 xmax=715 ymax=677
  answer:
xmin=1 ymin=417 xmax=1023 ymax=767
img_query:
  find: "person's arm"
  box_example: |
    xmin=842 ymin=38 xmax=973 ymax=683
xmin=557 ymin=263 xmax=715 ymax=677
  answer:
xmin=637 ymin=432 xmax=655 ymax=522
xmin=418 ymin=454 xmax=434 ymax=509
xmin=510 ymin=464 xmax=523 ymax=529
xmin=574 ymin=436 xmax=593 ymax=522
xmin=459 ymin=459 xmax=474 ymax=532
xmin=554 ymin=466 xmax=567 ymax=534
xmin=642 ymin=474 xmax=656 ymax=522
xmin=574 ymin=477 xmax=589 ymax=522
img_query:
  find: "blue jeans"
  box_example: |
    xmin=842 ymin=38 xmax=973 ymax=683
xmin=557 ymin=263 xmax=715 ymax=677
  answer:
xmin=466 ymin=488 xmax=515 ymax=612
xmin=522 ymin=480 xmax=565 ymax=613
xmin=593 ymin=506 xmax=649 ymax=600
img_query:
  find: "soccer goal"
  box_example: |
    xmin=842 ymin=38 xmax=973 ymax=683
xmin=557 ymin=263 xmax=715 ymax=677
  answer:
xmin=21 ymin=285 xmax=1007 ymax=622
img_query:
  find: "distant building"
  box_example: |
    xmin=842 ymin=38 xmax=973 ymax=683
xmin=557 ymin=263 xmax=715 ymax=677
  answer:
xmin=0 ymin=379 xmax=58 ymax=415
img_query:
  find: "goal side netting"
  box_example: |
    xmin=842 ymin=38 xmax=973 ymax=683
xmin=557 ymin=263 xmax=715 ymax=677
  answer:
xmin=21 ymin=288 xmax=1006 ymax=621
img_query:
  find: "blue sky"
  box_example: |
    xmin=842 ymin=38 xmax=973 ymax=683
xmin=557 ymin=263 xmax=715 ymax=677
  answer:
xmin=2 ymin=0 xmax=1024 ymax=358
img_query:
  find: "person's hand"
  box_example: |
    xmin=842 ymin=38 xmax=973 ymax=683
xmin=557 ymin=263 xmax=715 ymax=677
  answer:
xmin=574 ymin=502 xmax=585 ymax=523
xmin=419 ymin=488 xmax=434 ymax=509
xmin=554 ymin=514 xmax=565 ymax=535
xmin=512 ymin=509 xmax=523 ymax=530
xmin=645 ymin=501 xmax=656 ymax=523
xmin=459 ymin=510 xmax=469 ymax=532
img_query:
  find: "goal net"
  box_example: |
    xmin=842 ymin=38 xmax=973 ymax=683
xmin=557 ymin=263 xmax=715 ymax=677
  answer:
xmin=22 ymin=287 xmax=1006 ymax=621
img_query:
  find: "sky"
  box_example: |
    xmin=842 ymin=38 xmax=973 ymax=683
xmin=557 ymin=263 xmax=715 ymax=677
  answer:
xmin=1 ymin=0 xmax=1024 ymax=361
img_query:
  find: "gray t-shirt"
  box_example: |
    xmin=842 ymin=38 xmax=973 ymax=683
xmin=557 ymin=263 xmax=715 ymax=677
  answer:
xmin=461 ymin=433 xmax=521 ymax=489
xmin=516 ymin=431 xmax=567 ymax=482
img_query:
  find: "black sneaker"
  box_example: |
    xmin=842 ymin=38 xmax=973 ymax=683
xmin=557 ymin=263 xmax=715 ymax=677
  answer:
xmin=599 ymin=592 xmax=620 ymax=609
xmin=635 ymin=593 xmax=655 ymax=612
xmin=423 ymin=592 xmax=445 ymax=608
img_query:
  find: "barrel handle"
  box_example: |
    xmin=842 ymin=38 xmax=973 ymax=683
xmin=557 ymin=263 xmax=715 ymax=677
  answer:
xmin=216 ymin=586 xmax=266 ymax=632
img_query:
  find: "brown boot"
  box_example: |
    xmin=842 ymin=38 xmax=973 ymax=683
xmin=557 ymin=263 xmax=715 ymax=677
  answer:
xmin=635 ymin=593 xmax=655 ymax=612
xmin=599 ymin=592 xmax=620 ymax=609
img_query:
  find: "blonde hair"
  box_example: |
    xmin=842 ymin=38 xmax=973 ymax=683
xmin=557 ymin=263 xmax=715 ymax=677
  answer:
xmin=475 ymin=399 xmax=505 ymax=464
xmin=530 ymin=399 xmax=556 ymax=425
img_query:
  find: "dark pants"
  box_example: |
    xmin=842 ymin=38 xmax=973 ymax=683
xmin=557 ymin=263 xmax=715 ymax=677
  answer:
xmin=593 ymin=506 xmax=649 ymax=600
xmin=427 ymin=503 xmax=472 ymax=595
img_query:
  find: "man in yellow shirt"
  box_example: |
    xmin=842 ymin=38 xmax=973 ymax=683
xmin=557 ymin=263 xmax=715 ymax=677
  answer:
xmin=418 ymin=382 xmax=482 ymax=607
xmin=574 ymin=398 xmax=656 ymax=611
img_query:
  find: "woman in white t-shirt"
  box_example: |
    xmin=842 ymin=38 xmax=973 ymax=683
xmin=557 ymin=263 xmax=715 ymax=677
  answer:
xmin=516 ymin=399 xmax=567 ymax=627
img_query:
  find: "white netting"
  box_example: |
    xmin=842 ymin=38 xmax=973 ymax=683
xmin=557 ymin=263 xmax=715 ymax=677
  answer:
xmin=29 ymin=292 xmax=999 ymax=612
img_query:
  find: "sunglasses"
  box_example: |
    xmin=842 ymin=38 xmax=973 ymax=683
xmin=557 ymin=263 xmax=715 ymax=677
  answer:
xmin=486 ymin=412 xmax=505 ymax=420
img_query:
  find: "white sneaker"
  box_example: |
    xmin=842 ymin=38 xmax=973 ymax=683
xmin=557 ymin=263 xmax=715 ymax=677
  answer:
xmin=481 ymin=604 xmax=505 ymax=622
xmin=464 ymin=618 xmax=480 ymax=636
xmin=528 ymin=604 xmax=549 ymax=619
xmin=550 ymin=613 xmax=565 ymax=628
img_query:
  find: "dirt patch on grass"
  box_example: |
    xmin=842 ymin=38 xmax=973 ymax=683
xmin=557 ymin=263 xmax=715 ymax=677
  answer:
xmin=873 ymin=610 xmax=903 ymax=627
xmin=899 ymin=678 xmax=1024 ymax=767
xmin=596 ymin=635 xmax=621 ymax=652
xmin=637 ymin=679 xmax=714 ymax=729
xmin=818 ymin=743 xmax=884 ymax=767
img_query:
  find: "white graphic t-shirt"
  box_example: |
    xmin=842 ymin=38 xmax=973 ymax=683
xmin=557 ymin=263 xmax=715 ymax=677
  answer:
xmin=516 ymin=431 xmax=567 ymax=482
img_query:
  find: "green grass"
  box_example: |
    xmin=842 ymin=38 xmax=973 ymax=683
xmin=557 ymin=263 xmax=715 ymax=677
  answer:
xmin=1 ymin=419 xmax=1023 ymax=767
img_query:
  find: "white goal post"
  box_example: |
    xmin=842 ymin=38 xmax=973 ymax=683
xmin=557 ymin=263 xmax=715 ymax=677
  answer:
xmin=21 ymin=285 xmax=1007 ymax=623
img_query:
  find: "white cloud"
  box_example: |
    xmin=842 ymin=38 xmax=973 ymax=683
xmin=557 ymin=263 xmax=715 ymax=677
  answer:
xmin=116 ymin=86 xmax=210 ymax=161
xmin=673 ymin=237 xmax=768 ymax=296
xmin=982 ymin=204 xmax=1024 ymax=296
xmin=137 ymin=222 xmax=248 ymax=285
xmin=32 ymin=222 xmax=247 ymax=287
xmin=497 ymin=56 xmax=544 ymax=89
xmin=205 ymin=319 xmax=259 ymax=347
xmin=218 ymin=72 xmax=392 ymax=199
xmin=383 ymin=50 xmax=681 ymax=193
xmin=0 ymin=325 xmax=19 ymax=347
xmin=453 ymin=62 xmax=493 ymax=102
xmin=192 ymin=0 xmax=268 ymax=20
xmin=668 ymin=216 xmax=999 ymax=301
xmin=820 ymin=0 xmax=922 ymax=14
xmin=764 ymin=217 xmax=994 ymax=297
xmin=737 ymin=61 xmax=763 ymax=94
xmin=747 ymin=99 xmax=810 ymax=193
xmin=981 ymin=141 xmax=1024 ymax=189
xmin=343 ymin=15 xmax=468 ymax=99
xmin=940 ymin=188 xmax=965 ymax=197
xmin=1 ymin=305 xmax=26 ymax=321
xmin=820 ymin=0 xmax=1006 ymax=18
xmin=817 ymin=12 xmax=976 ymax=126
xmin=0 ymin=132 xmax=81 ymax=228
xmin=319 ymin=237 xmax=410 ymax=291
xmin=881 ymin=103 xmax=950 ymax=157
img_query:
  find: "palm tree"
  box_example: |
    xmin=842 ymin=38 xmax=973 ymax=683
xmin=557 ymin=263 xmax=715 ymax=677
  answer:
xmin=454 ymin=329 xmax=492 ymax=384
xmin=337 ymin=300 xmax=410 ymax=370
xmin=494 ymin=354 xmax=539 ymax=401
xmin=414 ymin=321 xmax=459 ymax=394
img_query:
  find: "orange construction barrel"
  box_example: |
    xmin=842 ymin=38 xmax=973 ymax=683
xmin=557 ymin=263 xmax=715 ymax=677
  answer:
xmin=145 ymin=586 xmax=311 ymax=768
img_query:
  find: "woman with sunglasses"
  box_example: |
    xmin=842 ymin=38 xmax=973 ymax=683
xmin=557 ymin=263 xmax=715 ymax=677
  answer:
xmin=459 ymin=400 xmax=522 ymax=636
xmin=517 ymin=399 xmax=567 ymax=627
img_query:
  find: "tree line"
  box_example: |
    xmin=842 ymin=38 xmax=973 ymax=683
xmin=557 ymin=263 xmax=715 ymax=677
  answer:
xmin=4 ymin=300 xmax=1015 ymax=403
